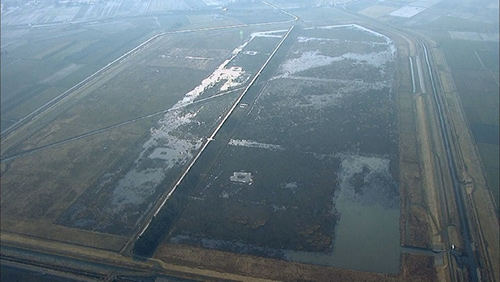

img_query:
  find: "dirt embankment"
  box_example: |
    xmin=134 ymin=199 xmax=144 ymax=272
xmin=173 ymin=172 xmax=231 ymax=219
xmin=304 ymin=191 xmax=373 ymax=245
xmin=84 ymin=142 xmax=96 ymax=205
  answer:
xmin=393 ymin=31 xmax=435 ymax=250
xmin=156 ymin=243 xmax=439 ymax=281
xmin=430 ymin=43 xmax=499 ymax=282
xmin=394 ymin=31 xmax=448 ymax=281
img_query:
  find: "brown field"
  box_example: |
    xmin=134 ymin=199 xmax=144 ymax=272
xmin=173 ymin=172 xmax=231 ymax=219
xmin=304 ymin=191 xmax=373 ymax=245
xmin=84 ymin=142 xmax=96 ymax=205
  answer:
xmin=3 ymin=3 xmax=496 ymax=280
xmin=0 ymin=29 xmax=247 ymax=247
xmin=155 ymin=243 xmax=437 ymax=281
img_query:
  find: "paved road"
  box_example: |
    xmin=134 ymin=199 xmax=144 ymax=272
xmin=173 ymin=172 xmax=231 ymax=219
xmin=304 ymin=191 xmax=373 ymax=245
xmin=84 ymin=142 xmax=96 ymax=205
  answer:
xmin=421 ymin=42 xmax=479 ymax=282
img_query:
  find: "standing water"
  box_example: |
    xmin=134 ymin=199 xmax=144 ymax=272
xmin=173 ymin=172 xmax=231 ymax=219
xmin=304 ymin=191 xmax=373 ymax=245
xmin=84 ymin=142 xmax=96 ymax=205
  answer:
xmin=285 ymin=153 xmax=400 ymax=274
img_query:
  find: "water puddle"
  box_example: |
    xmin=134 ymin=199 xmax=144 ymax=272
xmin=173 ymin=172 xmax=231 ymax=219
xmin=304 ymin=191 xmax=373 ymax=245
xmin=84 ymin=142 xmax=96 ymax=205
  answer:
xmin=285 ymin=153 xmax=400 ymax=274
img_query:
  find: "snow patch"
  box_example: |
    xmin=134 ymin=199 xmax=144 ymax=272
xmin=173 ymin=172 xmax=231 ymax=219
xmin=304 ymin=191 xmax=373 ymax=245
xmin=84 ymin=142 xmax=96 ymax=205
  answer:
xmin=229 ymin=139 xmax=284 ymax=151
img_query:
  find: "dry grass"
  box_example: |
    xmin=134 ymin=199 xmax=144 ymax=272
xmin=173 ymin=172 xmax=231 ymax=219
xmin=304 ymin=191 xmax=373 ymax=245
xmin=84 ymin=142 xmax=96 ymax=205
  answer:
xmin=1 ymin=219 xmax=127 ymax=251
xmin=155 ymin=243 xmax=402 ymax=282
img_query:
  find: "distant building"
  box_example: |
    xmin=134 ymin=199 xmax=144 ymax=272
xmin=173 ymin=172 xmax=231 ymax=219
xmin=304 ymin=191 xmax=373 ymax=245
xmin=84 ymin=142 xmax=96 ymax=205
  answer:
xmin=230 ymin=171 xmax=253 ymax=185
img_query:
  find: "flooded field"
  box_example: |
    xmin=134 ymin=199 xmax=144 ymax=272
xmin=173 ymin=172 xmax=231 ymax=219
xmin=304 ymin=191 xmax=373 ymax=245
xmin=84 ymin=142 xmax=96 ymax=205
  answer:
xmin=164 ymin=25 xmax=401 ymax=273
xmin=285 ymin=154 xmax=400 ymax=273
xmin=57 ymin=30 xmax=284 ymax=236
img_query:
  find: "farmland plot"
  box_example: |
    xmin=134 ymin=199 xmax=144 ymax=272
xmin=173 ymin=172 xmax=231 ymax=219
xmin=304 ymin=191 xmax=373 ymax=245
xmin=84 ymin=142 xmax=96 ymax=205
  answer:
xmin=55 ymin=30 xmax=284 ymax=236
xmin=167 ymin=25 xmax=400 ymax=273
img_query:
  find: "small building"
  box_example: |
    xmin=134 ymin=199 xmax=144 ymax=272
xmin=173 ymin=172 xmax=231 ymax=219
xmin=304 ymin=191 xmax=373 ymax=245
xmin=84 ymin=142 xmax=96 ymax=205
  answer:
xmin=230 ymin=171 xmax=253 ymax=185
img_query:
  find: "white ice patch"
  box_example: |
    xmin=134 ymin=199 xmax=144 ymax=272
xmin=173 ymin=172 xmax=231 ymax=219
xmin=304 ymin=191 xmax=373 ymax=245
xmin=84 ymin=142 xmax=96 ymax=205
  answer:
xmin=297 ymin=36 xmax=395 ymax=51
xmin=338 ymin=154 xmax=390 ymax=186
xmin=281 ymin=25 xmax=396 ymax=77
xmin=185 ymin=56 xmax=215 ymax=60
xmin=178 ymin=63 xmax=247 ymax=106
xmin=283 ymin=182 xmax=299 ymax=194
xmin=313 ymin=24 xmax=392 ymax=42
xmin=174 ymin=32 xmax=273 ymax=107
xmin=250 ymin=30 xmax=287 ymax=39
xmin=297 ymin=37 xmax=340 ymax=43
xmin=302 ymin=93 xmax=344 ymax=108
xmin=280 ymin=48 xmax=394 ymax=76
xmin=111 ymin=168 xmax=165 ymax=207
xmin=149 ymin=141 xmax=192 ymax=161
xmin=280 ymin=50 xmax=343 ymax=76
xmin=201 ymin=0 xmax=223 ymax=6
xmin=108 ymin=36 xmax=261 ymax=211
xmin=341 ymin=50 xmax=394 ymax=68
xmin=229 ymin=139 xmax=284 ymax=151
xmin=334 ymin=152 xmax=398 ymax=208
xmin=307 ymin=24 xmax=396 ymax=57
xmin=110 ymin=108 xmax=204 ymax=209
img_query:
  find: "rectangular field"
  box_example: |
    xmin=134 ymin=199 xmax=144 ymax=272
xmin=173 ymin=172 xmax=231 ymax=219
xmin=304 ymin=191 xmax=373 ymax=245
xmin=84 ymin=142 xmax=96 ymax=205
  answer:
xmin=0 ymin=27 xmax=262 ymax=246
xmin=160 ymin=25 xmax=401 ymax=274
